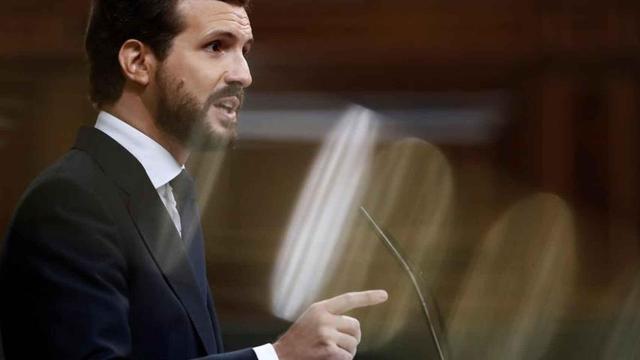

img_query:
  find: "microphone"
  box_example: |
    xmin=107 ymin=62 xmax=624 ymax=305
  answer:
xmin=360 ymin=206 xmax=447 ymax=360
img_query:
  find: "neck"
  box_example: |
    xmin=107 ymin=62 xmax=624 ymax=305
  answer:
xmin=102 ymin=94 xmax=190 ymax=165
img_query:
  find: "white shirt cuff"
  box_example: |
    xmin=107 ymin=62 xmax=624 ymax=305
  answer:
xmin=253 ymin=343 xmax=279 ymax=360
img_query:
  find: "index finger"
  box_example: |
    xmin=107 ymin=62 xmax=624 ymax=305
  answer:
xmin=323 ymin=290 xmax=388 ymax=315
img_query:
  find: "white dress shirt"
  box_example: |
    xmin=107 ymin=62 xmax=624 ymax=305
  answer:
xmin=95 ymin=111 xmax=279 ymax=360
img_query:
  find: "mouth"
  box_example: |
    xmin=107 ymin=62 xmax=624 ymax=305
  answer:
xmin=213 ymin=96 xmax=240 ymax=117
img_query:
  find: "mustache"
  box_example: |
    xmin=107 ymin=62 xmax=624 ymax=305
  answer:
xmin=204 ymin=84 xmax=245 ymax=110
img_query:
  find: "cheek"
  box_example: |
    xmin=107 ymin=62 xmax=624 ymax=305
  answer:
xmin=169 ymin=58 xmax=208 ymax=97
xmin=188 ymin=57 xmax=225 ymax=87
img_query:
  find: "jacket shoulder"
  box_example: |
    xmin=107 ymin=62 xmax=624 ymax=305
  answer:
xmin=10 ymin=149 xmax=121 ymax=231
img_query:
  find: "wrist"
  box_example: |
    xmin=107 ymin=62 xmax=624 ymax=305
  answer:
xmin=272 ymin=340 xmax=287 ymax=360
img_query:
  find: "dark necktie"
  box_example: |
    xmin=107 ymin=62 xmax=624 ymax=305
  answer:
xmin=170 ymin=170 xmax=209 ymax=303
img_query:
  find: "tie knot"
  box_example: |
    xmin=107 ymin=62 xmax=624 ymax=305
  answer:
xmin=170 ymin=169 xmax=195 ymax=203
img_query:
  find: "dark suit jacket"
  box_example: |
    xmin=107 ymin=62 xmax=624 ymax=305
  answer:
xmin=0 ymin=127 xmax=257 ymax=360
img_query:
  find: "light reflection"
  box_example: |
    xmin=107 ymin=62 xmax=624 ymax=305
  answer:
xmin=270 ymin=105 xmax=380 ymax=320
xmin=189 ymin=149 xmax=227 ymax=214
xmin=603 ymin=274 xmax=640 ymax=359
xmin=448 ymin=193 xmax=576 ymax=360
xmin=329 ymin=138 xmax=454 ymax=350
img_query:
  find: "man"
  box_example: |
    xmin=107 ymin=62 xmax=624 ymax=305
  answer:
xmin=0 ymin=0 xmax=387 ymax=359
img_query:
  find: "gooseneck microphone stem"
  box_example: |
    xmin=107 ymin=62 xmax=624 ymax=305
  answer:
xmin=360 ymin=206 xmax=446 ymax=360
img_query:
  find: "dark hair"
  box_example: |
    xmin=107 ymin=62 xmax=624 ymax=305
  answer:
xmin=85 ymin=0 xmax=250 ymax=107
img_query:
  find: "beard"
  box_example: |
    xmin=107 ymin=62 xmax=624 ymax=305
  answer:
xmin=155 ymin=65 xmax=244 ymax=151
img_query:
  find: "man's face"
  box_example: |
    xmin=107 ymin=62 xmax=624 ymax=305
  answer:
xmin=155 ymin=0 xmax=253 ymax=149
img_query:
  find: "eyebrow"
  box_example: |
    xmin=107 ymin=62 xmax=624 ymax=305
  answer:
xmin=204 ymin=30 xmax=254 ymax=48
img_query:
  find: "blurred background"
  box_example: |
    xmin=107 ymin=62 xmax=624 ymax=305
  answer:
xmin=1 ymin=0 xmax=640 ymax=359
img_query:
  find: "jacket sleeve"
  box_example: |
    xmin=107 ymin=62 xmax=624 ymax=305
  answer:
xmin=196 ymin=348 xmax=258 ymax=360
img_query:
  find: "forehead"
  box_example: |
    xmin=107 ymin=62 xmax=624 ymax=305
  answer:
xmin=177 ymin=0 xmax=253 ymax=39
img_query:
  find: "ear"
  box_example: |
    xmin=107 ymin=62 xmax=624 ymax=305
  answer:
xmin=118 ymin=39 xmax=157 ymax=86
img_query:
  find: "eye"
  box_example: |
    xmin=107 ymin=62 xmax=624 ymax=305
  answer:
xmin=207 ymin=40 xmax=223 ymax=53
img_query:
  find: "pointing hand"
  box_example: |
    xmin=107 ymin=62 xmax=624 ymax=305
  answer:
xmin=273 ymin=290 xmax=389 ymax=360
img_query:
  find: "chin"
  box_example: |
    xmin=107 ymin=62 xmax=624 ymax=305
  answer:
xmin=188 ymin=123 xmax=236 ymax=151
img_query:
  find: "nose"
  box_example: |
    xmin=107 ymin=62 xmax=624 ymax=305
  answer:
xmin=224 ymin=53 xmax=252 ymax=88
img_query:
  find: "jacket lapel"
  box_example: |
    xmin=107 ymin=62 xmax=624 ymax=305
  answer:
xmin=73 ymin=127 xmax=217 ymax=354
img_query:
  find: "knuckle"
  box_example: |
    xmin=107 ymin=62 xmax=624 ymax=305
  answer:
xmin=351 ymin=317 xmax=360 ymax=328
xmin=343 ymin=292 xmax=356 ymax=306
xmin=327 ymin=345 xmax=346 ymax=360
xmin=309 ymin=302 xmax=325 ymax=317
xmin=351 ymin=335 xmax=359 ymax=348
xmin=317 ymin=325 xmax=332 ymax=341
xmin=323 ymin=346 xmax=335 ymax=359
xmin=343 ymin=316 xmax=360 ymax=333
xmin=324 ymin=343 xmax=339 ymax=358
xmin=316 ymin=310 xmax=330 ymax=325
xmin=309 ymin=302 xmax=321 ymax=312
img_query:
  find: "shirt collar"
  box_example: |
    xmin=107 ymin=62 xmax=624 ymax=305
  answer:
xmin=94 ymin=111 xmax=183 ymax=189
